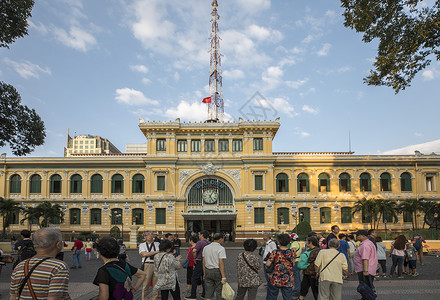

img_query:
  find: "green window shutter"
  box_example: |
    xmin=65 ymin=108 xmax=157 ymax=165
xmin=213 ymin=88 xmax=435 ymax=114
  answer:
xmin=156 ymin=139 xmax=166 ymax=151
xmin=157 ymin=176 xmax=165 ymax=191
xmin=30 ymin=175 xmax=41 ymax=193
xmin=10 ymin=175 xmax=21 ymax=193
xmin=277 ymin=208 xmax=289 ymax=224
xmin=177 ymin=140 xmax=187 ymax=152
xmin=232 ymin=140 xmax=242 ymax=152
xmin=90 ymin=209 xmax=101 ymax=225
xmin=132 ymin=174 xmax=144 ymax=193
xmin=255 ymin=175 xmax=263 ymax=190
xmin=191 ymin=140 xmax=201 ymax=152
xmin=254 ymin=208 xmax=265 ymax=224
xmin=205 ymin=140 xmax=215 ymax=152
xmin=298 ymin=208 xmax=310 ymax=223
xmin=219 ymin=140 xmax=229 ymax=152
xmin=133 ymin=209 xmax=144 ymax=225
xmin=70 ymin=209 xmax=81 ymax=225
xmin=253 ymin=138 xmax=263 ymax=150
xmin=347 ymin=177 xmax=351 ymax=191
xmin=91 ymin=175 xmax=103 ymax=193
xmin=320 ymin=208 xmax=331 ymax=223
xmin=341 ymin=207 xmax=352 ymax=223
xmin=156 ymin=208 xmax=166 ymax=224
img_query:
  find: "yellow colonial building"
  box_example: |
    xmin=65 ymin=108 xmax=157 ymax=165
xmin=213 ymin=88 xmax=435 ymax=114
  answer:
xmin=1 ymin=118 xmax=440 ymax=246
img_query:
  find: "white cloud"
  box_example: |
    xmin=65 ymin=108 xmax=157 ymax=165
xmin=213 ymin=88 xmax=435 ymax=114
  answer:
xmin=300 ymin=131 xmax=310 ymax=137
xmin=53 ymin=26 xmax=97 ymax=52
xmin=317 ymin=43 xmax=331 ymax=56
xmin=130 ymin=65 xmax=149 ymax=73
xmin=223 ymin=69 xmax=245 ymax=79
xmin=302 ymin=105 xmax=319 ymax=115
xmin=29 ymin=20 xmax=49 ymax=35
xmin=382 ymin=139 xmax=440 ymax=155
xmin=163 ymin=101 xmax=208 ymax=121
xmin=115 ymin=88 xmax=159 ymax=106
xmin=255 ymin=97 xmax=295 ymax=117
xmin=246 ymin=24 xmax=283 ymax=42
xmin=3 ymin=58 xmax=51 ymax=79
xmin=293 ymin=128 xmax=310 ymax=137
xmin=422 ymin=69 xmax=436 ymax=81
xmin=141 ymin=78 xmax=151 ymax=85
xmin=173 ymin=72 xmax=180 ymax=82
xmin=236 ymin=0 xmax=270 ymax=13
xmin=286 ymin=78 xmax=309 ymax=89
xmin=302 ymin=34 xmax=315 ymax=44
xmin=262 ymin=66 xmax=284 ymax=90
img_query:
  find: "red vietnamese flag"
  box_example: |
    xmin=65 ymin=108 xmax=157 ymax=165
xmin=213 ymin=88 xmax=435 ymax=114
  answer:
xmin=202 ymin=96 xmax=211 ymax=103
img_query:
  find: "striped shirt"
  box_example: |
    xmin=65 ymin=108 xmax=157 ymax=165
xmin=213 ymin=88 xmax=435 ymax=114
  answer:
xmin=10 ymin=256 xmax=70 ymax=299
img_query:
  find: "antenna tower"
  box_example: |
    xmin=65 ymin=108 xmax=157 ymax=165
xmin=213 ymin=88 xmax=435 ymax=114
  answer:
xmin=207 ymin=0 xmax=224 ymax=122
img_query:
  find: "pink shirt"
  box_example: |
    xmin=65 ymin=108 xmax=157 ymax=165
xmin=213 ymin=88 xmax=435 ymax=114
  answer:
xmin=353 ymin=239 xmax=378 ymax=276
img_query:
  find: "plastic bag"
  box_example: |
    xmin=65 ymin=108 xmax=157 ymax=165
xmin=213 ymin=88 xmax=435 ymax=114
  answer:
xmin=221 ymin=282 xmax=235 ymax=300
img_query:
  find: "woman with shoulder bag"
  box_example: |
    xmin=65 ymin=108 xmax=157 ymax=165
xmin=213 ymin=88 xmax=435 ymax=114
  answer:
xmin=265 ymin=234 xmax=296 ymax=300
xmin=185 ymin=236 xmax=200 ymax=297
xmin=154 ymin=240 xmax=182 ymax=300
xmin=236 ymin=239 xmax=263 ymax=300
xmin=299 ymin=237 xmax=320 ymax=300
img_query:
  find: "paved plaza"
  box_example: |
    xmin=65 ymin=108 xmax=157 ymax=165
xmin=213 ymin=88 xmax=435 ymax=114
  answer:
xmin=1 ymin=248 xmax=440 ymax=299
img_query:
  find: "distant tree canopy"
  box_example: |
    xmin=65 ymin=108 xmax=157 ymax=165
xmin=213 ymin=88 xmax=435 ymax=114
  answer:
xmin=341 ymin=0 xmax=440 ymax=93
xmin=0 ymin=82 xmax=45 ymax=156
xmin=0 ymin=0 xmax=35 ymax=48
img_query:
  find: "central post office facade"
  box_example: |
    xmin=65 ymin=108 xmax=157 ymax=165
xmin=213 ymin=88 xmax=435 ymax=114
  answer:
xmin=1 ymin=119 xmax=440 ymax=245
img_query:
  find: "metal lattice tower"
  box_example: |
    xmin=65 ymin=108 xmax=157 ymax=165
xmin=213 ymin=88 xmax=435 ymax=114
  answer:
xmin=207 ymin=0 xmax=224 ymax=122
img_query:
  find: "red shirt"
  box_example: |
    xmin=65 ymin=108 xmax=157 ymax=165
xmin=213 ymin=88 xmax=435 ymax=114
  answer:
xmin=187 ymin=247 xmax=196 ymax=267
xmin=74 ymin=240 xmax=83 ymax=250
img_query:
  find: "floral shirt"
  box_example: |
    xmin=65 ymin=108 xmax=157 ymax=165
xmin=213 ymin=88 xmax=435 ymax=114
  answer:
xmin=154 ymin=252 xmax=180 ymax=291
xmin=237 ymin=252 xmax=263 ymax=287
xmin=267 ymin=249 xmax=296 ymax=287
xmin=304 ymin=248 xmax=320 ymax=276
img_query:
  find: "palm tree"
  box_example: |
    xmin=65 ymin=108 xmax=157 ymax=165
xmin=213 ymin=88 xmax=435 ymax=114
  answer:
xmin=37 ymin=202 xmax=64 ymax=227
xmin=398 ymin=198 xmax=428 ymax=231
xmin=0 ymin=197 xmax=22 ymax=237
xmin=20 ymin=206 xmax=42 ymax=230
xmin=352 ymin=198 xmax=378 ymax=228
xmin=375 ymin=199 xmax=398 ymax=230
xmin=419 ymin=199 xmax=437 ymax=229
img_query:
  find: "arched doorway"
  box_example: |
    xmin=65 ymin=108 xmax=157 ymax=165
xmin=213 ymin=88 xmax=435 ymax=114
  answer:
xmin=183 ymin=177 xmax=236 ymax=240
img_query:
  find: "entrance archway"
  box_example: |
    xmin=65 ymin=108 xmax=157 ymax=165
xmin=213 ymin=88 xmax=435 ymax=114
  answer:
xmin=182 ymin=177 xmax=236 ymax=240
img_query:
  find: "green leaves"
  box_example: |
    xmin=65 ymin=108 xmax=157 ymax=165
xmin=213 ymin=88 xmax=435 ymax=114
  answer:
xmin=0 ymin=0 xmax=34 ymax=48
xmin=341 ymin=0 xmax=440 ymax=93
xmin=0 ymin=82 xmax=46 ymax=156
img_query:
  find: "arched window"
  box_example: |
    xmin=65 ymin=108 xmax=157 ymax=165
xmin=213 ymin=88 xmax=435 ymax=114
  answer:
xmin=10 ymin=211 xmax=19 ymax=224
xmin=318 ymin=173 xmax=330 ymax=192
xmin=29 ymin=174 xmax=41 ymax=193
xmin=132 ymin=174 xmax=144 ymax=193
xmin=320 ymin=207 xmax=331 ymax=224
xmin=277 ymin=207 xmax=289 ymax=224
xmin=380 ymin=172 xmax=392 ymax=192
xmin=9 ymin=174 xmax=21 ymax=193
xmin=339 ymin=173 xmax=351 ymax=192
xmin=50 ymin=174 xmax=62 ymax=193
xmin=400 ymin=172 xmax=412 ymax=192
xmin=297 ymin=173 xmax=309 ymax=193
xmin=70 ymin=208 xmax=81 ymax=225
xmin=360 ymin=173 xmax=371 ymax=192
xmin=111 ymin=174 xmax=124 ymax=193
xmin=341 ymin=207 xmax=352 ymax=223
xmin=276 ymin=173 xmax=289 ymax=192
xmin=111 ymin=208 xmax=123 ymax=225
xmin=91 ymin=174 xmax=103 ymax=193
xmin=298 ymin=207 xmax=310 ymax=223
xmin=132 ymin=208 xmax=144 ymax=225
xmin=90 ymin=208 xmax=101 ymax=225
xmin=70 ymin=174 xmax=82 ymax=194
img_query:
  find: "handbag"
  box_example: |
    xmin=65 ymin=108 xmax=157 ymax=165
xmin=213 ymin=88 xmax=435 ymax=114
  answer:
xmin=357 ymin=281 xmax=377 ymax=300
xmin=182 ymin=251 xmax=192 ymax=269
xmin=241 ymin=253 xmax=259 ymax=274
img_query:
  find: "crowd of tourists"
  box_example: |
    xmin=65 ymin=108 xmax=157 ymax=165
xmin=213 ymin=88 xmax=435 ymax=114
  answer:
xmin=4 ymin=227 xmax=427 ymax=300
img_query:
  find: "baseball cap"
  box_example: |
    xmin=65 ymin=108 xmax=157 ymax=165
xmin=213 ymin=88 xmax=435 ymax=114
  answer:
xmin=290 ymin=233 xmax=299 ymax=240
xmin=355 ymin=230 xmax=368 ymax=236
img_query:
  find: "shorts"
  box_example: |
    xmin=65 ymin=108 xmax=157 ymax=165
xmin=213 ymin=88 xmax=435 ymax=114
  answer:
xmin=408 ymin=260 xmax=417 ymax=269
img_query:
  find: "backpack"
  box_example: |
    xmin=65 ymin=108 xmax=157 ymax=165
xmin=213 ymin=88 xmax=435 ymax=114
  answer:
xmin=19 ymin=241 xmax=36 ymax=262
xmin=357 ymin=281 xmax=377 ymax=300
xmin=106 ymin=263 xmax=133 ymax=300
xmin=297 ymin=248 xmax=318 ymax=270
xmin=414 ymin=238 xmax=422 ymax=251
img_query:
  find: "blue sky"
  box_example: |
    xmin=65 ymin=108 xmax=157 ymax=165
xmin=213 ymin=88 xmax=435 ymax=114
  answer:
xmin=1 ymin=0 xmax=440 ymax=157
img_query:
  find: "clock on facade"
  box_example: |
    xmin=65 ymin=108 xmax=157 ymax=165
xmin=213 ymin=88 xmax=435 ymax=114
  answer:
xmin=202 ymin=189 xmax=219 ymax=204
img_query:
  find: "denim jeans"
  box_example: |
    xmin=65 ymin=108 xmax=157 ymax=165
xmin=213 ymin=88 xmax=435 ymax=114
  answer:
xmin=266 ymin=284 xmax=293 ymax=300
xmin=292 ymin=261 xmax=301 ymax=295
xmin=72 ymin=249 xmax=82 ymax=267
xmin=390 ymin=254 xmax=404 ymax=276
